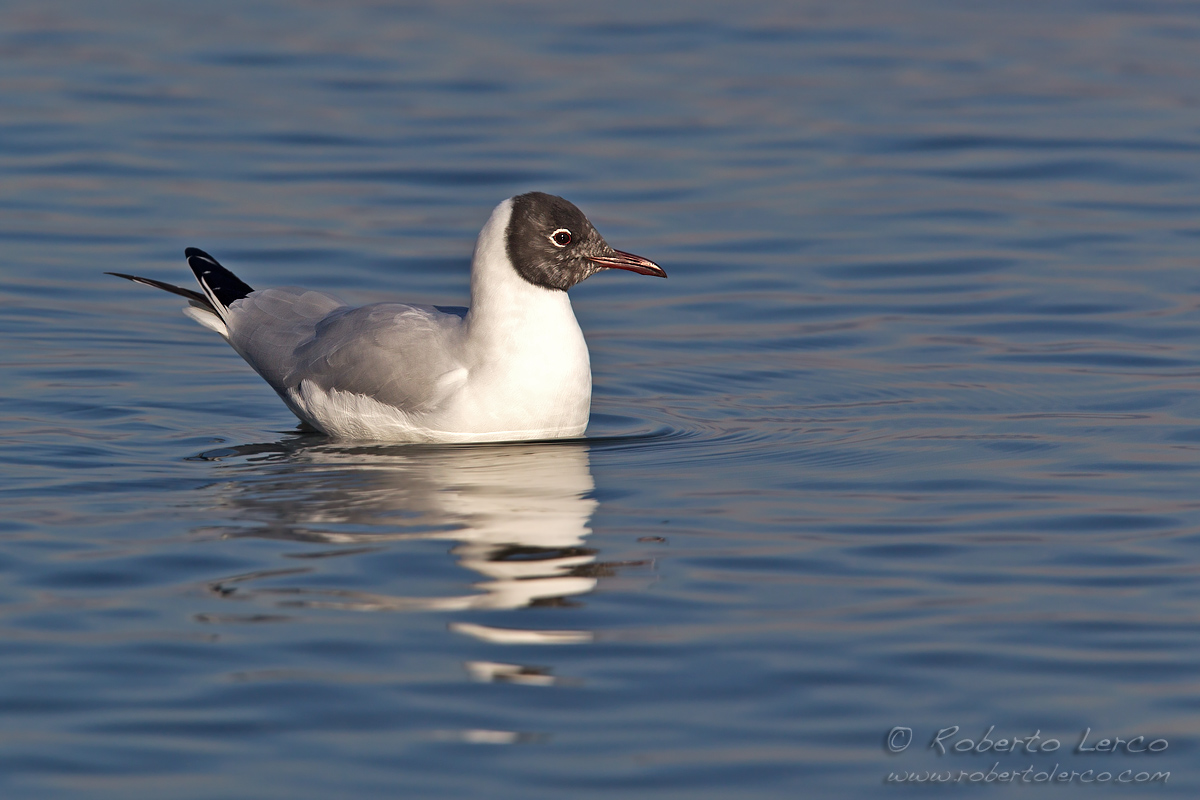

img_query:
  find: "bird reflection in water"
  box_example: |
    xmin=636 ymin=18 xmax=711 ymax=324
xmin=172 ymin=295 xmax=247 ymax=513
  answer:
xmin=196 ymin=437 xmax=646 ymax=676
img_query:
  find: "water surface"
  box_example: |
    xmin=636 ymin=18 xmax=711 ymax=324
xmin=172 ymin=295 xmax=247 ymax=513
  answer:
xmin=3 ymin=1 xmax=1200 ymax=797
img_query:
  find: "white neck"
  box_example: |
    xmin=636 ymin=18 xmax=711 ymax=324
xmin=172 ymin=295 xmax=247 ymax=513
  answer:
xmin=465 ymin=198 xmax=579 ymax=349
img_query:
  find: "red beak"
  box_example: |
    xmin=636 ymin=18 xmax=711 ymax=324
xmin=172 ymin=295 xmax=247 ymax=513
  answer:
xmin=588 ymin=249 xmax=667 ymax=278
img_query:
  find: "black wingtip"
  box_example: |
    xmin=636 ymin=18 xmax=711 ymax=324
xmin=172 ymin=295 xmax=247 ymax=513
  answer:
xmin=106 ymin=271 xmax=209 ymax=305
xmin=184 ymin=247 xmax=254 ymax=308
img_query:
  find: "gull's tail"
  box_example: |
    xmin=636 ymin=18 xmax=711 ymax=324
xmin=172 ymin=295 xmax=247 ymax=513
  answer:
xmin=106 ymin=248 xmax=254 ymax=338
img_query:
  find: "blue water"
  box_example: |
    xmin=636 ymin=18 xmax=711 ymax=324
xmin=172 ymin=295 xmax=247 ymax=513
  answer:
xmin=3 ymin=1 xmax=1200 ymax=796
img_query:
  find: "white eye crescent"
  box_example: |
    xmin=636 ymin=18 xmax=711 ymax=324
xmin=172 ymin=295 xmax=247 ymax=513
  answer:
xmin=550 ymin=228 xmax=572 ymax=247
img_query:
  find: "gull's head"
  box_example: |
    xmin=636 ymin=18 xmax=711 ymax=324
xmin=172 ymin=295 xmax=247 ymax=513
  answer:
xmin=504 ymin=192 xmax=666 ymax=292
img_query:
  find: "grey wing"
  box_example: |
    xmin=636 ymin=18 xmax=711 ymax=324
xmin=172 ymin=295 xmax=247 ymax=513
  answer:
xmin=230 ymin=292 xmax=468 ymax=412
xmin=224 ymin=288 xmax=349 ymax=388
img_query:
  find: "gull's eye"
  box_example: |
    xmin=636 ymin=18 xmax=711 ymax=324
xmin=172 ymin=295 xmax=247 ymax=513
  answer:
xmin=550 ymin=229 xmax=572 ymax=248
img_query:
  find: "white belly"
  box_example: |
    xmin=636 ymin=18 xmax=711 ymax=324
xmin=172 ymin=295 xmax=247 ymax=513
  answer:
xmin=284 ymin=320 xmax=592 ymax=443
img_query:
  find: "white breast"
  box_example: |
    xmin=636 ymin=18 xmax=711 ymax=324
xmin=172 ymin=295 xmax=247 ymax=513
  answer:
xmin=449 ymin=198 xmax=592 ymax=438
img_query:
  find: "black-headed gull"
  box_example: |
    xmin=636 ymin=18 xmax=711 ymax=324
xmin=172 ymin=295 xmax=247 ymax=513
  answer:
xmin=109 ymin=192 xmax=665 ymax=443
